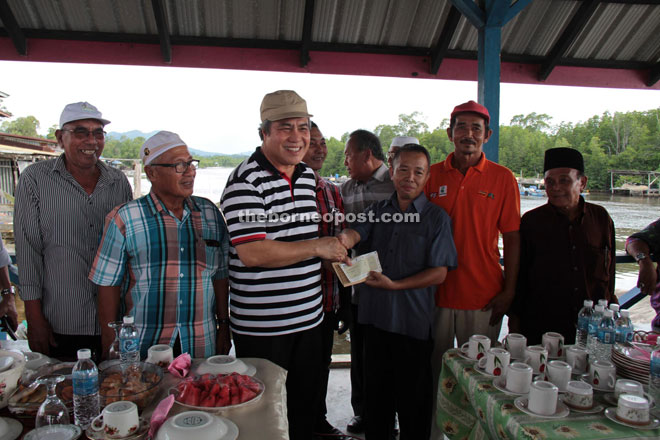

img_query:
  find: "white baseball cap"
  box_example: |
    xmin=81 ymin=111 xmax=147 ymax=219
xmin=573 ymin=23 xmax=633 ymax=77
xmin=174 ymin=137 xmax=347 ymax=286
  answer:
xmin=59 ymin=102 xmax=110 ymax=128
xmin=390 ymin=136 xmax=420 ymax=148
xmin=141 ymin=131 xmax=187 ymax=165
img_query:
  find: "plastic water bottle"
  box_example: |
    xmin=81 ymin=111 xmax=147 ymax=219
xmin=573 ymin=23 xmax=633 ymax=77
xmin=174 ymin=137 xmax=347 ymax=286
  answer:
xmin=587 ymin=304 xmax=604 ymax=356
xmin=650 ymin=341 xmax=660 ymax=407
xmin=609 ymin=303 xmax=620 ymax=322
xmin=119 ymin=315 xmax=140 ymax=369
xmin=615 ymin=309 xmax=634 ymax=343
xmin=72 ymin=348 xmax=99 ymax=429
xmin=576 ymin=299 xmax=593 ymax=347
xmin=598 ymin=299 xmax=608 ymax=308
xmin=595 ymin=309 xmax=615 ymax=361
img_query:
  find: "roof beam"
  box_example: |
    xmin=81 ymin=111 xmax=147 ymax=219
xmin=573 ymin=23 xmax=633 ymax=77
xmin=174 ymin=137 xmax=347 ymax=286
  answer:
xmin=503 ymin=0 xmax=535 ymax=24
xmin=300 ymin=0 xmax=315 ymax=67
xmin=151 ymin=0 xmax=171 ymax=63
xmin=0 ymin=0 xmax=27 ymax=55
xmin=648 ymin=62 xmax=660 ymax=87
xmin=429 ymin=6 xmax=460 ymax=74
xmin=450 ymin=0 xmax=484 ymax=28
xmin=538 ymin=0 xmax=600 ymax=81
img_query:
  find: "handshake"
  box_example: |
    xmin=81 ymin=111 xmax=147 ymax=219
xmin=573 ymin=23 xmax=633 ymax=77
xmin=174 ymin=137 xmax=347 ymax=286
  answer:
xmin=316 ymin=231 xmax=353 ymax=264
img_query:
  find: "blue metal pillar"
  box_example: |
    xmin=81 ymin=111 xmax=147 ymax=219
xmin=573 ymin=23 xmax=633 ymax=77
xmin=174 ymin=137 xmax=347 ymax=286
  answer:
xmin=451 ymin=0 xmax=533 ymax=163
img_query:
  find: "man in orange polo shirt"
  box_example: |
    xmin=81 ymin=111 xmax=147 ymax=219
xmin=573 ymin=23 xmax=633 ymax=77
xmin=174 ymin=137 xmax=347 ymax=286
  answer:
xmin=425 ymin=101 xmax=520 ymax=411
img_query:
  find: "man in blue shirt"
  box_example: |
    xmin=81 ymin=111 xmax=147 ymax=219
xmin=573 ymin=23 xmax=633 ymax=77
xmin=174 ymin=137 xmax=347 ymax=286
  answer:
xmin=338 ymin=144 xmax=457 ymax=440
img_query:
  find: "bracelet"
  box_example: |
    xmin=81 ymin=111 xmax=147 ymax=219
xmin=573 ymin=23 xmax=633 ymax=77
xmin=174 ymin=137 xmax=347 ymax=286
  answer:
xmin=0 ymin=287 xmax=14 ymax=296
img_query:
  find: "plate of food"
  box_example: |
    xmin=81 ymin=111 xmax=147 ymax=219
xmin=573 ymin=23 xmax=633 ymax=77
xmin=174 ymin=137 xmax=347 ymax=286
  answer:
xmin=99 ymin=362 xmax=163 ymax=410
xmin=170 ymin=373 xmax=264 ymax=412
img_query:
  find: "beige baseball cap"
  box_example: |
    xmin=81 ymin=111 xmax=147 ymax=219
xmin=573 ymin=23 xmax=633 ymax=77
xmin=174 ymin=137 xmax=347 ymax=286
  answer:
xmin=260 ymin=90 xmax=313 ymax=122
xmin=140 ymin=131 xmax=187 ymax=165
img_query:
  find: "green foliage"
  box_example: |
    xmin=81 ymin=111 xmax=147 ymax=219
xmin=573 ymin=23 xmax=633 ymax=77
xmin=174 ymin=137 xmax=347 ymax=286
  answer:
xmin=0 ymin=115 xmax=41 ymax=137
xmin=102 ymin=136 xmax=144 ymax=159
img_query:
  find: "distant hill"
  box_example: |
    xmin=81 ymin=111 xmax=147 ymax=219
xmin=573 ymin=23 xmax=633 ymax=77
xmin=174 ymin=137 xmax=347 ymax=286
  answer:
xmin=106 ymin=130 xmax=226 ymax=157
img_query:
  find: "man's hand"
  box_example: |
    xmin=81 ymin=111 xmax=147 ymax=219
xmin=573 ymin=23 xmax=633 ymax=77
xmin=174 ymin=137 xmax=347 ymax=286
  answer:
xmin=482 ymin=289 xmax=515 ymax=326
xmin=0 ymin=294 xmax=18 ymax=331
xmin=364 ymin=271 xmax=397 ymax=290
xmin=637 ymin=259 xmax=657 ymax=296
xmin=316 ymin=237 xmax=349 ymax=263
xmin=215 ymin=325 xmax=232 ymax=355
xmin=27 ymin=316 xmax=56 ymax=356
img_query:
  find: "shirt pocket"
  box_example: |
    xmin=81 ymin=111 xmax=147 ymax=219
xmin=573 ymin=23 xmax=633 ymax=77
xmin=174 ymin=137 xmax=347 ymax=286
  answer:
xmin=584 ymin=244 xmax=610 ymax=282
xmin=198 ymin=236 xmax=221 ymax=273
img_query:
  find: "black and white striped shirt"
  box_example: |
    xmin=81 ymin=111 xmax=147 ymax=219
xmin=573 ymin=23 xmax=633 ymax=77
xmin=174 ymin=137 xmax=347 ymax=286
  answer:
xmin=220 ymin=148 xmax=323 ymax=336
xmin=14 ymin=155 xmax=133 ymax=335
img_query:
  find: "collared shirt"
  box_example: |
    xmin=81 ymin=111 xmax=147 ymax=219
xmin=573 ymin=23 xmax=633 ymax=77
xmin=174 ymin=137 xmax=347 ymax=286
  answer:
xmin=14 ymin=155 xmax=132 ymax=335
xmin=315 ymin=173 xmax=346 ymax=312
xmin=89 ymin=193 xmax=229 ymax=358
xmin=340 ymin=163 xmax=394 ymax=219
xmin=627 ymin=218 xmax=660 ymax=329
xmin=512 ymin=197 xmax=616 ymax=344
xmin=221 ymin=147 xmax=322 ymax=336
xmin=424 ymin=152 xmax=520 ymax=310
xmin=353 ymin=192 xmax=457 ymax=340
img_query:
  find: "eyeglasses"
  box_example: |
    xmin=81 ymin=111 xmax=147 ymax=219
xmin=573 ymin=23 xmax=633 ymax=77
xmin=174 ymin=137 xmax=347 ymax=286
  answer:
xmin=150 ymin=159 xmax=199 ymax=173
xmin=62 ymin=127 xmax=106 ymax=140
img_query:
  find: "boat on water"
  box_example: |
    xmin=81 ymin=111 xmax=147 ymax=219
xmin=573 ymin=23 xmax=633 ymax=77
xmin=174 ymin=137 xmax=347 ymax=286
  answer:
xmin=519 ymin=184 xmax=545 ymax=197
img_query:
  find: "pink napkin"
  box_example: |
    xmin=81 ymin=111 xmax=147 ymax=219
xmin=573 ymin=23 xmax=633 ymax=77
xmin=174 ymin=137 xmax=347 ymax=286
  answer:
xmin=168 ymin=353 xmax=192 ymax=378
xmin=148 ymin=394 xmax=175 ymax=438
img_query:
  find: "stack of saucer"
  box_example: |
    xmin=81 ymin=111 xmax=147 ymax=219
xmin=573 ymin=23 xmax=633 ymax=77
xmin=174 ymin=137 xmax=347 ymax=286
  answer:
xmin=611 ymin=343 xmax=651 ymax=384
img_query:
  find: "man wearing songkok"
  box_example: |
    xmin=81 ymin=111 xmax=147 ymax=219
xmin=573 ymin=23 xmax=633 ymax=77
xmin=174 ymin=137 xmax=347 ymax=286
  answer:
xmin=627 ymin=219 xmax=660 ymax=331
xmin=424 ymin=101 xmax=520 ymax=437
xmin=221 ymin=90 xmax=348 ymax=440
xmin=303 ymin=122 xmax=351 ymax=440
xmin=90 ymin=131 xmax=230 ymax=359
xmin=339 ymin=144 xmax=456 ymax=440
xmin=340 ymin=128 xmax=395 ymax=434
xmin=510 ymin=147 xmax=616 ymax=344
xmin=387 ymin=136 xmax=419 ymax=169
xmin=14 ymin=102 xmax=132 ymax=360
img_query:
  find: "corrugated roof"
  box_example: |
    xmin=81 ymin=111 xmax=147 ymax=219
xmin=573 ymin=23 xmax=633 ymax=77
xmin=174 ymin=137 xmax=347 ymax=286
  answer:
xmin=1 ymin=0 xmax=659 ymax=87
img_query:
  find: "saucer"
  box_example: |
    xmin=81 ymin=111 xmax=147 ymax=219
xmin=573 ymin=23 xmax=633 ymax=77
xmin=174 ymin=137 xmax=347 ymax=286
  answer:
xmin=604 ymin=407 xmax=660 ymax=430
xmin=514 ymin=397 xmax=569 ymax=419
xmin=579 ymin=374 xmax=614 ymax=392
xmin=456 ymin=347 xmax=477 ymax=362
xmin=558 ymin=395 xmax=605 ymax=414
xmin=603 ymin=392 xmax=656 ymax=408
xmin=475 ymin=363 xmax=499 ymax=378
xmin=493 ymin=376 xmax=527 ymax=395
xmin=0 ymin=417 xmax=23 ymax=440
xmin=24 ymin=424 xmax=82 ymax=440
xmin=86 ymin=417 xmax=149 ymax=440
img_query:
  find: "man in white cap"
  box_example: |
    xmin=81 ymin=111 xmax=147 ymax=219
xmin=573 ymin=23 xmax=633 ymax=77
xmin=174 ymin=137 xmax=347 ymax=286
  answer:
xmin=90 ymin=131 xmax=230 ymax=359
xmin=387 ymin=136 xmax=419 ymax=169
xmin=221 ymin=90 xmax=348 ymax=440
xmin=14 ymin=102 xmax=132 ymax=360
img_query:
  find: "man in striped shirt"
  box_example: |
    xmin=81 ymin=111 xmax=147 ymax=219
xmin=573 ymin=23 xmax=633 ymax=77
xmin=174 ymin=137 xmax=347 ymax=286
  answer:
xmin=221 ymin=90 xmax=348 ymax=440
xmin=14 ymin=102 xmax=132 ymax=360
xmin=90 ymin=131 xmax=230 ymax=359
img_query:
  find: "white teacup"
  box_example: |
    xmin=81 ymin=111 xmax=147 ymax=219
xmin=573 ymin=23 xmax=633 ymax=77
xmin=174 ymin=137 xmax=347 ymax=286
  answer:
xmin=505 ymin=362 xmax=533 ymax=394
xmin=523 ymin=345 xmax=548 ymax=374
xmin=91 ymin=401 xmax=140 ymax=439
xmin=616 ymin=394 xmax=650 ymax=425
xmin=528 ymin=380 xmax=559 ymax=415
xmin=587 ymin=359 xmax=616 ymax=390
xmin=502 ymin=333 xmax=527 ymax=359
xmin=544 ymin=360 xmax=572 ymax=391
xmin=565 ymin=346 xmax=588 ymax=373
xmin=542 ymin=331 xmax=565 ymax=358
xmin=146 ymin=344 xmax=174 ymax=367
xmin=460 ymin=334 xmax=491 ymax=360
xmin=564 ymin=380 xmax=593 ymax=409
xmin=477 ymin=348 xmax=510 ymax=376
xmin=614 ymin=379 xmax=644 ymax=400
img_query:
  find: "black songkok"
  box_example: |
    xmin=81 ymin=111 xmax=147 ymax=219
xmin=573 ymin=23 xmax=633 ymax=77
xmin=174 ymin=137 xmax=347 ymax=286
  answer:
xmin=543 ymin=148 xmax=584 ymax=173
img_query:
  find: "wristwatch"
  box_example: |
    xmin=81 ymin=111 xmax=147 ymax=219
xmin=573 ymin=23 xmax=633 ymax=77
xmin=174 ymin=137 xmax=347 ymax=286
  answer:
xmin=635 ymin=252 xmax=647 ymax=263
xmin=0 ymin=286 xmax=14 ymax=296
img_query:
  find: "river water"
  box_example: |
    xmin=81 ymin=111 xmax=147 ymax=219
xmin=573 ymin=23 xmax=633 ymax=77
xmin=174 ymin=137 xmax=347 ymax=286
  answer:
xmin=135 ymin=167 xmax=660 ymax=331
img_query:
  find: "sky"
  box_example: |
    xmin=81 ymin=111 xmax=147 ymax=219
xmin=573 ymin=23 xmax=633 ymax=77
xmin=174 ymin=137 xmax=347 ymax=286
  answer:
xmin=2 ymin=60 xmax=660 ymax=155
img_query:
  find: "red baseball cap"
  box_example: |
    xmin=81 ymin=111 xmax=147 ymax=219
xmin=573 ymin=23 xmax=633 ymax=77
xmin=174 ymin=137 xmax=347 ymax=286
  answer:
xmin=451 ymin=100 xmax=490 ymax=124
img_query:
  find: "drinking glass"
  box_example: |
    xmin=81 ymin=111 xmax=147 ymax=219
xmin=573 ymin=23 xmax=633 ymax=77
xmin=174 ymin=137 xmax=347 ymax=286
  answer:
xmin=108 ymin=320 xmax=123 ymax=360
xmin=35 ymin=374 xmax=69 ymax=427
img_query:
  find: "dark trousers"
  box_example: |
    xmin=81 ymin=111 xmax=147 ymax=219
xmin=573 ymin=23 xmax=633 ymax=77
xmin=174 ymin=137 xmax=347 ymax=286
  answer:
xmin=50 ymin=333 xmax=102 ymax=363
xmin=315 ymin=311 xmax=338 ymax=429
xmin=364 ymin=325 xmax=433 ymax=440
xmin=233 ymin=325 xmax=322 ymax=440
xmin=349 ymin=303 xmax=365 ymax=417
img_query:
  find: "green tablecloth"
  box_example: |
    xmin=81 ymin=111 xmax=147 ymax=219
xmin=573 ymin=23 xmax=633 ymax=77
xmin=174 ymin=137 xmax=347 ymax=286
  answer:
xmin=436 ymin=349 xmax=660 ymax=440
